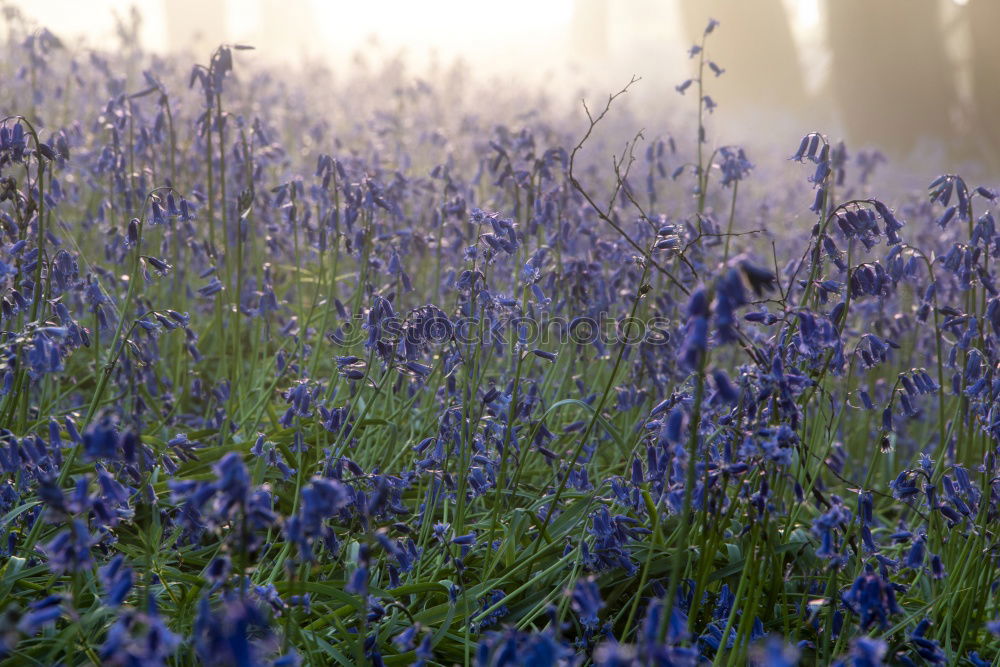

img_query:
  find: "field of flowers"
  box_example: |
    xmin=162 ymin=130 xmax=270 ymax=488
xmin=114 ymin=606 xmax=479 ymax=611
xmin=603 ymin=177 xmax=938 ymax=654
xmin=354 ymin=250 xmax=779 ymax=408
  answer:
xmin=1 ymin=15 xmax=999 ymax=666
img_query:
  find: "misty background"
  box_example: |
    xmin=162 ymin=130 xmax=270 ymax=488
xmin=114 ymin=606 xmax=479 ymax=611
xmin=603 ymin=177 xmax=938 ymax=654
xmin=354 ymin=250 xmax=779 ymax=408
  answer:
xmin=4 ymin=0 xmax=998 ymax=172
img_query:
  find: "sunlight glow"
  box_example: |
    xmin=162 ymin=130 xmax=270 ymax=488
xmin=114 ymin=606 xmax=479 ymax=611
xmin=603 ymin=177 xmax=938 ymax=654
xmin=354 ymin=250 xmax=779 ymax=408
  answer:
xmin=9 ymin=0 xmax=575 ymax=73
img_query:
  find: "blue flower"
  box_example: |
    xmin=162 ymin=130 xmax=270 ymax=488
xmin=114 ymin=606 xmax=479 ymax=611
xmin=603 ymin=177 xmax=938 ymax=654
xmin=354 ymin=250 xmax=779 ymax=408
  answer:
xmin=571 ymin=577 xmax=605 ymax=632
xmin=99 ymin=554 xmax=134 ymax=606
xmin=83 ymin=417 xmax=120 ymax=460
xmin=841 ymin=570 xmax=901 ymax=631
xmin=43 ymin=519 xmax=94 ymax=574
xmin=17 ymin=595 xmax=63 ymax=634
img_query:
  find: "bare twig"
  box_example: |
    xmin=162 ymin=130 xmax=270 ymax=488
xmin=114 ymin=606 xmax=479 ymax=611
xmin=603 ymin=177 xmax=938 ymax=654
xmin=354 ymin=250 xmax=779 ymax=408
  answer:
xmin=568 ymin=77 xmax=692 ymax=296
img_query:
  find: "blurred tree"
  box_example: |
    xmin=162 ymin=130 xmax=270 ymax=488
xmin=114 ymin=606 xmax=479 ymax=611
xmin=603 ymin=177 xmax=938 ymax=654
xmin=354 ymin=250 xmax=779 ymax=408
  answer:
xmin=165 ymin=0 xmax=227 ymax=58
xmin=260 ymin=0 xmax=318 ymax=63
xmin=967 ymin=0 xmax=1000 ymax=162
xmin=571 ymin=0 xmax=609 ymax=62
xmin=112 ymin=5 xmax=142 ymax=83
xmin=676 ymin=0 xmax=807 ymax=111
xmin=825 ymin=0 xmax=955 ymax=154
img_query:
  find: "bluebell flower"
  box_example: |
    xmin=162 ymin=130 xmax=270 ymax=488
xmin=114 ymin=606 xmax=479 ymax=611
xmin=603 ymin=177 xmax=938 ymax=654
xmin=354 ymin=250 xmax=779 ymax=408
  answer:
xmin=812 ymin=498 xmax=852 ymax=565
xmin=452 ymin=533 xmax=476 ymax=546
xmin=571 ymin=577 xmax=605 ymax=632
xmin=83 ymin=417 xmax=120 ymax=460
xmin=17 ymin=595 xmax=63 ymax=634
xmin=717 ymin=147 xmax=751 ymax=187
xmin=929 ymin=553 xmax=946 ymax=579
xmin=968 ymin=651 xmax=990 ymax=667
xmin=43 ymin=519 xmax=94 ymax=574
xmin=909 ymin=618 xmax=946 ymax=663
xmin=841 ymin=570 xmax=901 ymax=630
xmin=100 ymin=599 xmax=180 ymax=665
xmin=474 ymin=589 xmax=509 ymax=631
xmin=476 ymin=627 xmax=574 ymax=667
xmin=679 ymin=287 xmax=710 ymax=368
xmin=194 ymin=593 xmax=277 ymax=666
xmin=212 ymin=452 xmax=250 ymax=518
xmin=99 ymin=554 xmax=133 ymax=607
xmin=752 ymin=637 xmax=799 ymax=667
xmin=345 ymin=565 xmax=368 ymax=596
xmin=838 ymin=636 xmax=887 ymax=667
xmin=205 ymin=555 xmax=232 ymax=589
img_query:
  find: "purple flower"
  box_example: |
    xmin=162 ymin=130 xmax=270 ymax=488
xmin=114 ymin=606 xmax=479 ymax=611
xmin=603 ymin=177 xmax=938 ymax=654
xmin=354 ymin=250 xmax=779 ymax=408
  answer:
xmin=43 ymin=519 xmax=94 ymax=574
xmin=571 ymin=577 xmax=605 ymax=631
xmin=841 ymin=570 xmax=901 ymax=631
xmin=99 ymin=554 xmax=134 ymax=607
xmin=83 ymin=417 xmax=120 ymax=460
xmin=17 ymin=595 xmax=63 ymax=634
xmin=194 ymin=593 xmax=276 ymax=665
xmin=840 ymin=637 xmax=887 ymax=667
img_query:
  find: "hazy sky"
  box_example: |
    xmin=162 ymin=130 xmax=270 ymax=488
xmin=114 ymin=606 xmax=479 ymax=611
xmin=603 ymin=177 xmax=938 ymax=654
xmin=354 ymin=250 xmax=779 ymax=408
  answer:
xmin=7 ymin=1 xmax=991 ymax=171
xmin=8 ymin=0 xmax=832 ymax=77
xmin=11 ymin=1 xmax=579 ymax=67
xmin=12 ymin=1 xmax=975 ymax=98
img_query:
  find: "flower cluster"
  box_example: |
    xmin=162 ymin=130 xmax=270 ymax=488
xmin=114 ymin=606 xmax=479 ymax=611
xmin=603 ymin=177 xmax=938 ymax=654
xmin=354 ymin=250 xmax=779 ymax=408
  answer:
xmin=0 ymin=12 xmax=998 ymax=667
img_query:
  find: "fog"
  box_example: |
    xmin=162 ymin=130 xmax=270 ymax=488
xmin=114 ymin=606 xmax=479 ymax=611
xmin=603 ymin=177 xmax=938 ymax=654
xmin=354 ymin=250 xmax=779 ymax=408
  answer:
xmin=5 ymin=0 xmax=997 ymax=170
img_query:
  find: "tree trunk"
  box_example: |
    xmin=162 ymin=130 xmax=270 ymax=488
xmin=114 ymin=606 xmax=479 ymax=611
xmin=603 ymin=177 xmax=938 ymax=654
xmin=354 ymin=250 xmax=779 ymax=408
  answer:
xmin=571 ymin=0 xmax=610 ymax=63
xmin=677 ymin=0 xmax=807 ymax=111
xmin=967 ymin=0 xmax=1000 ymax=162
xmin=164 ymin=0 xmax=227 ymax=58
xmin=825 ymin=0 xmax=955 ymax=154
